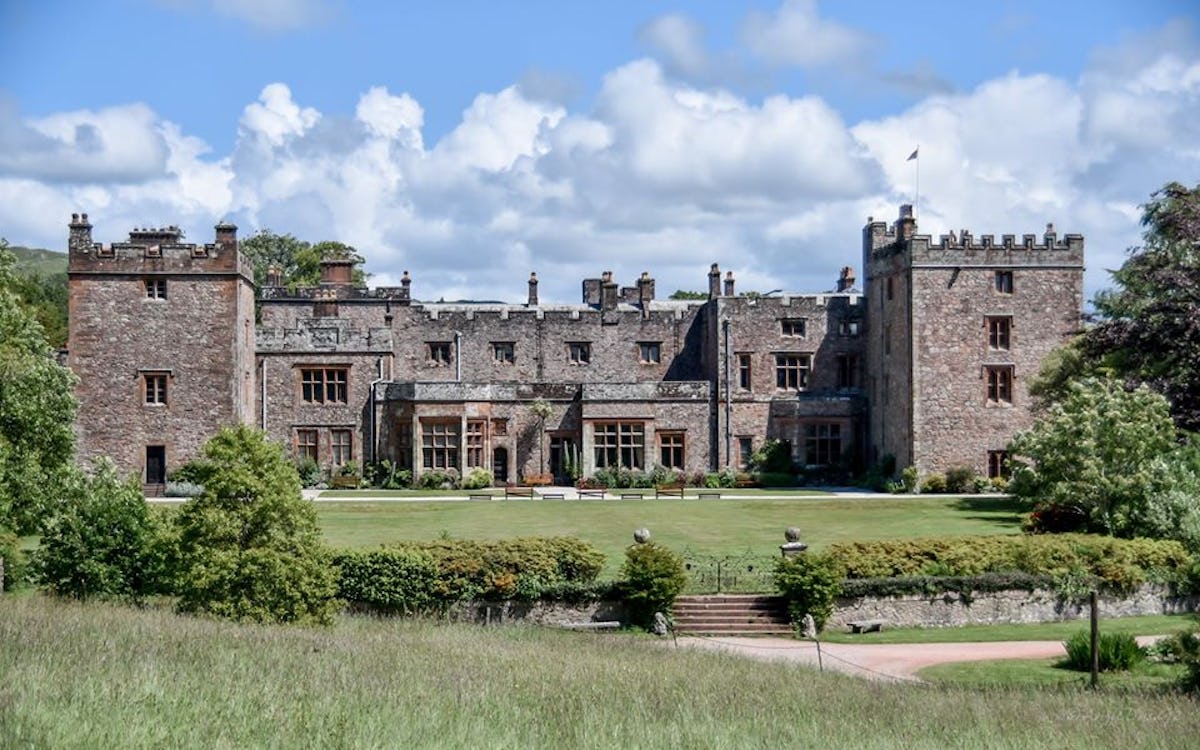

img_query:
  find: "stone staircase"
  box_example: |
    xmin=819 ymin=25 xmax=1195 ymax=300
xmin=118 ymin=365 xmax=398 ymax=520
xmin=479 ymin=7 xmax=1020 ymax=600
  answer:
xmin=671 ymin=594 xmax=792 ymax=635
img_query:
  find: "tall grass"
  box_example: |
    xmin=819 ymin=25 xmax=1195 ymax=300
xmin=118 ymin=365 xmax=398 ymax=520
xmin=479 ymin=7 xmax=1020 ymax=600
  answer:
xmin=2 ymin=595 xmax=1197 ymax=749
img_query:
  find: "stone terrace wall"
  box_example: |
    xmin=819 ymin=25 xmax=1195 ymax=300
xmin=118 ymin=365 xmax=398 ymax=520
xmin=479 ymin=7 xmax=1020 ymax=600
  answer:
xmin=829 ymin=584 xmax=1199 ymax=630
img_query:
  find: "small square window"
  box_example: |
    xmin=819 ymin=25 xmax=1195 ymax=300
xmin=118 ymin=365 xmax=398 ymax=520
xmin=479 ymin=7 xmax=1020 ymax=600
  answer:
xmin=995 ymin=271 xmax=1014 ymax=294
xmin=838 ymin=319 xmax=860 ymax=337
xmin=639 ymin=342 xmax=661 ymax=364
xmin=986 ymin=366 xmax=1013 ymax=405
xmin=296 ymin=429 xmax=318 ymax=462
xmin=775 ymin=354 xmax=811 ymax=390
xmin=568 ymin=342 xmax=591 ymax=365
xmin=144 ymin=278 xmax=167 ymax=299
xmin=300 ymin=368 xmax=348 ymax=404
xmin=780 ymin=318 xmax=806 ymax=337
xmin=658 ymin=432 xmax=684 ymax=470
xmin=987 ymin=317 xmax=1011 ymax=350
xmin=427 ymin=342 xmax=452 ymax=366
xmin=144 ymin=373 xmax=168 ymax=404
xmin=492 ymin=342 xmax=515 ymax=364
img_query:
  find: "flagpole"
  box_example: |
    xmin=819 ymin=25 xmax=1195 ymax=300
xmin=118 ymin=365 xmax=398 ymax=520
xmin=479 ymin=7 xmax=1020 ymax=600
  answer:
xmin=914 ymin=144 xmax=920 ymax=222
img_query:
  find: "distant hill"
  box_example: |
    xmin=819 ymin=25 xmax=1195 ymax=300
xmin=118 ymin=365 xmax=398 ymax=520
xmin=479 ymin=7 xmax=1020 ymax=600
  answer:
xmin=9 ymin=245 xmax=68 ymax=277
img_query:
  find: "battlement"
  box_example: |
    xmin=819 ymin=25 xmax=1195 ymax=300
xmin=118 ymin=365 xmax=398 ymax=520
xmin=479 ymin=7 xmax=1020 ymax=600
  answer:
xmin=864 ymin=205 xmax=1084 ymax=268
xmin=67 ymin=213 xmax=253 ymax=280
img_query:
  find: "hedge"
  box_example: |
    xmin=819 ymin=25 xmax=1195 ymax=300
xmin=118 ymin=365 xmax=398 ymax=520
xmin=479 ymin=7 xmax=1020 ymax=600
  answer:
xmin=825 ymin=534 xmax=1195 ymax=593
xmin=334 ymin=537 xmax=606 ymax=612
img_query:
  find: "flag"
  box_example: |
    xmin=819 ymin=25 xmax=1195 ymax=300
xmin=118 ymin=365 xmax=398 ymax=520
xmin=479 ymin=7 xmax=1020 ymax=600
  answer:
xmin=907 ymin=147 xmax=919 ymax=161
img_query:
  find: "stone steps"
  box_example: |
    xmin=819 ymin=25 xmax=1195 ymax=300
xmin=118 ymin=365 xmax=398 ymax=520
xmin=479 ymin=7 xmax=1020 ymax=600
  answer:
xmin=672 ymin=594 xmax=792 ymax=636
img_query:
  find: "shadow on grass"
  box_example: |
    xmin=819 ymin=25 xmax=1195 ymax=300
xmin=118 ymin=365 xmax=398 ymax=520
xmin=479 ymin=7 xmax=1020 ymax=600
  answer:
xmin=951 ymin=496 xmax=1032 ymax=528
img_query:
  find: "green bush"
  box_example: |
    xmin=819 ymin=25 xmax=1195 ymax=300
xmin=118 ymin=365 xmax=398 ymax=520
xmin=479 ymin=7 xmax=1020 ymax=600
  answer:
xmin=365 ymin=460 xmax=411 ymax=490
xmin=1063 ymin=630 xmax=1145 ymax=672
xmin=774 ymin=553 xmax=843 ymax=632
xmin=757 ymin=472 xmax=795 ymax=487
xmin=838 ymin=572 xmax=1051 ymax=599
xmin=750 ymin=439 xmax=794 ymax=474
xmin=175 ymin=426 xmax=339 ymax=626
xmin=920 ymin=473 xmax=947 ymax=494
xmin=34 ymin=462 xmax=167 ymax=601
xmin=462 ymin=468 xmax=493 ymax=490
xmin=334 ymin=549 xmax=441 ymax=614
xmin=418 ymin=468 xmax=460 ymax=490
xmin=293 ymin=455 xmax=323 ymax=488
xmin=825 ymin=534 xmax=1193 ymax=593
xmin=620 ymin=542 xmax=687 ymax=628
xmin=944 ymin=466 xmax=979 ymax=494
xmin=1153 ymin=626 xmax=1200 ymax=692
xmin=0 ymin=527 xmax=27 ymax=591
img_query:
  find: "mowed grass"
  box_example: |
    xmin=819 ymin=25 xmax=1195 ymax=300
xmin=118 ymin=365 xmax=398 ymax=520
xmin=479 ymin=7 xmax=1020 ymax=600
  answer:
xmin=822 ymin=614 xmax=1199 ymax=644
xmin=3 ymin=595 xmax=1199 ymax=750
xmin=316 ymin=495 xmax=1025 ymax=576
xmin=919 ymin=657 xmax=1187 ymax=691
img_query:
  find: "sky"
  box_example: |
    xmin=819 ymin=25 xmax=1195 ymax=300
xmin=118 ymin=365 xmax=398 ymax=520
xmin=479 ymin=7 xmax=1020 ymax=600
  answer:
xmin=1 ymin=0 xmax=1197 ymax=304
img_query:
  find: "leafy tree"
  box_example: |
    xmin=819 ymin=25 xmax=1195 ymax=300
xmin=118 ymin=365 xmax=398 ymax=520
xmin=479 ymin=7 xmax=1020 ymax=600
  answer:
xmin=1009 ymin=377 xmax=1200 ymax=547
xmin=0 ymin=240 xmax=78 ymax=534
xmin=773 ymin=552 xmax=843 ymax=632
xmin=1079 ymin=182 xmax=1200 ymax=431
xmin=668 ymin=289 xmax=707 ymax=300
xmin=174 ymin=425 xmax=338 ymax=625
xmin=620 ymin=541 xmax=687 ymax=628
xmin=239 ymin=230 xmax=367 ymax=290
xmin=34 ymin=461 xmax=170 ymax=601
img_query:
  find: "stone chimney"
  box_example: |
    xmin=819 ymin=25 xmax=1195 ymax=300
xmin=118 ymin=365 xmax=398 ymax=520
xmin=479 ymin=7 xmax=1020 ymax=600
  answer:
xmin=400 ymin=271 xmax=412 ymax=302
xmin=68 ymin=213 xmax=93 ymax=255
xmin=600 ymin=271 xmax=619 ymax=312
xmin=214 ymin=220 xmax=237 ymax=252
xmin=896 ymin=204 xmax=916 ymax=241
xmin=1044 ymin=222 xmax=1057 ymax=245
xmin=320 ymin=257 xmax=354 ymax=288
xmin=582 ymin=277 xmax=601 ymax=306
xmin=708 ymin=263 xmax=721 ymax=300
xmin=723 ymin=271 xmax=735 ymax=297
xmin=837 ymin=266 xmax=856 ymax=293
xmin=528 ymin=272 xmax=539 ymax=306
xmin=266 ymin=265 xmax=283 ymax=287
xmin=638 ymin=272 xmax=655 ymax=306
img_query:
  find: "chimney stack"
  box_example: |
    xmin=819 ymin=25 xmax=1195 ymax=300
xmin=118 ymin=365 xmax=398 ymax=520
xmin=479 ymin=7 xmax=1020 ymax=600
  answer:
xmin=266 ymin=265 xmax=283 ymax=287
xmin=528 ymin=272 xmax=539 ymax=306
xmin=400 ymin=271 xmax=412 ymax=302
xmin=837 ymin=266 xmax=856 ymax=293
xmin=897 ymin=204 xmax=916 ymax=241
xmin=68 ymin=212 xmax=93 ymax=255
xmin=600 ymin=270 xmax=619 ymax=312
xmin=214 ymin=220 xmax=238 ymax=252
xmin=723 ymin=271 xmax=735 ymax=297
xmin=708 ymin=263 xmax=721 ymax=300
xmin=638 ymin=271 xmax=655 ymax=306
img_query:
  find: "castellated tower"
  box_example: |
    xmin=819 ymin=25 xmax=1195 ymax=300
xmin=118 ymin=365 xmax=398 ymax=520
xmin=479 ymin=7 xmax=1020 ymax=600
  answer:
xmin=67 ymin=214 xmax=257 ymax=488
xmin=862 ymin=205 xmax=1084 ymax=478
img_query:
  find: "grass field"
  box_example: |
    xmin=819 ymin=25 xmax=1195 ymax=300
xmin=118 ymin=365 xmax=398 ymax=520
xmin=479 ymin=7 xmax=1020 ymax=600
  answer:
xmin=821 ymin=614 xmax=1199 ymax=644
xmin=918 ymin=657 xmax=1186 ymax=691
xmin=3 ymin=595 xmax=1198 ymax=749
xmin=315 ymin=495 xmax=1027 ymax=577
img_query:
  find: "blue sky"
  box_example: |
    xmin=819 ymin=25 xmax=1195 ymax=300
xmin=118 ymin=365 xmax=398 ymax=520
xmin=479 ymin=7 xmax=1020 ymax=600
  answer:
xmin=1 ymin=0 xmax=1197 ymax=302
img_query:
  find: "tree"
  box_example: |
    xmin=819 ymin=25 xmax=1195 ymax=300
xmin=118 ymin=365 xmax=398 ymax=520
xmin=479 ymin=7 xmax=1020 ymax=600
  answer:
xmin=1080 ymin=182 xmax=1200 ymax=431
xmin=0 ymin=240 xmax=78 ymax=534
xmin=239 ymin=231 xmax=367 ymax=291
xmin=1009 ymin=377 xmax=1200 ymax=548
xmin=34 ymin=461 xmax=170 ymax=601
xmin=174 ymin=426 xmax=338 ymax=625
xmin=668 ymin=289 xmax=707 ymax=300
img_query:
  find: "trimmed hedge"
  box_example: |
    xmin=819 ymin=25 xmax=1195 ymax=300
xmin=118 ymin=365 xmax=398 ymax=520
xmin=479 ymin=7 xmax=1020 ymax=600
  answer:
xmin=838 ymin=572 xmax=1053 ymax=599
xmin=334 ymin=537 xmax=606 ymax=612
xmin=826 ymin=534 xmax=1194 ymax=593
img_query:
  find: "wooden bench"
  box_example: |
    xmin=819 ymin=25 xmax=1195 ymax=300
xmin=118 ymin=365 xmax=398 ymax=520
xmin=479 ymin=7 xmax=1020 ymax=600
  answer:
xmin=331 ymin=475 xmax=361 ymax=489
xmin=540 ymin=491 xmax=565 ymax=499
xmin=655 ymin=483 xmax=685 ymax=499
xmin=619 ymin=491 xmax=645 ymax=499
xmin=468 ymin=492 xmax=498 ymax=500
xmin=847 ymin=619 xmax=886 ymax=634
xmin=697 ymin=490 xmax=722 ymax=499
xmin=504 ymin=486 xmax=535 ymax=500
xmin=577 ymin=487 xmax=607 ymax=499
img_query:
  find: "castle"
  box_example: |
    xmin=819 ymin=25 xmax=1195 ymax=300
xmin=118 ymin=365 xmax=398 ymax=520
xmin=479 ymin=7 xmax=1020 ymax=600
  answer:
xmin=65 ymin=205 xmax=1084 ymax=490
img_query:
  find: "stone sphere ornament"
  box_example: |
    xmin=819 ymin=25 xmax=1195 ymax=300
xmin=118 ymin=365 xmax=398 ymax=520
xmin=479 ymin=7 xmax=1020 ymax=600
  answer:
xmin=633 ymin=528 xmax=651 ymax=544
xmin=785 ymin=527 xmax=802 ymax=543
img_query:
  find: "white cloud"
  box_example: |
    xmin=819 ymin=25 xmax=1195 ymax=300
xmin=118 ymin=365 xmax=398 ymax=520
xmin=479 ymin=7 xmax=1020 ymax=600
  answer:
xmin=239 ymin=83 xmax=320 ymax=146
xmin=355 ymin=87 xmax=425 ymax=147
xmin=740 ymin=0 xmax=873 ymax=68
xmin=639 ymin=14 xmax=712 ymax=78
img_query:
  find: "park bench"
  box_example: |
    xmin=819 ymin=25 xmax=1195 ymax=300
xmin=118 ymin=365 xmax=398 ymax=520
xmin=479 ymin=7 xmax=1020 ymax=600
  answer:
xmin=331 ymin=475 xmax=361 ymax=489
xmin=696 ymin=490 xmax=722 ymax=499
xmin=619 ymin=491 xmax=646 ymax=499
xmin=540 ymin=490 xmax=566 ymax=499
xmin=468 ymin=491 xmax=499 ymax=500
xmin=504 ymin=485 xmax=535 ymax=500
xmin=575 ymin=480 xmax=608 ymax=499
xmin=655 ymin=483 xmax=685 ymax=499
xmin=847 ymin=619 xmax=886 ymax=634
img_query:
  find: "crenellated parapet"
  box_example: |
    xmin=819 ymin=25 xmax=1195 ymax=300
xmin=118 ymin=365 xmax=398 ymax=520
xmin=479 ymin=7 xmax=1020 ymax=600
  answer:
xmin=67 ymin=213 xmax=254 ymax=280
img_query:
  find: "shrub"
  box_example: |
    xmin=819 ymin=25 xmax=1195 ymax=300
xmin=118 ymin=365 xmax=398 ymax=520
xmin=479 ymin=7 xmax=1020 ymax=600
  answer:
xmin=0 ymin=527 xmax=27 ymax=591
xmin=1153 ymin=626 xmax=1200 ymax=692
xmin=920 ymin=473 xmax=947 ymax=494
xmin=335 ymin=460 xmax=360 ymax=478
xmin=418 ymin=468 xmax=460 ymax=490
xmin=364 ymin=460 xmax=412 ymax=490
xmin=750 ymin=439 xmax=794 ymax=474
xmin=899 ymin=465 xmax=919 ymax=493
xmin=462 ymin=468 xmax=493 ymax=490
xmin=293 ymin=455 xmax=323 ymax=488
xmin=757 ymin=472 xmax=795 ymax=488
xmin=839 ymin=572 xmax=1051 ymax=599
xmin=774 ymin=553 xmax=843 ymax=632
xmin=174 ymin=426 xmax=339 ymax=625
xmin=164 ymin=481 xmax=204 ymax=498
xmin=1063 ymin=630 xmax=1145 ymax=672
xmin=34 ymin=462 xmax=167 ymax=601
xmin=334 ymin=549 xmax=440 ymax=614
xmin=944 ymin=466 xmax=979 ymax=494
xmin=620 ymin=542 xmax=687 ymax=628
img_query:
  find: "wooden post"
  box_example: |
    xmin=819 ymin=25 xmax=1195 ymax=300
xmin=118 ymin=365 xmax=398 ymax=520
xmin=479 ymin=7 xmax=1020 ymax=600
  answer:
xmin=1089 ymin=590 xmax=1099 ymax=690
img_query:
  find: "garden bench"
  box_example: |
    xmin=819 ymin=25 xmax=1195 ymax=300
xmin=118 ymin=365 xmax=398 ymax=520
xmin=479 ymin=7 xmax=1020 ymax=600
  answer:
xmin=696 ymin=490 xmax=722 ymax=499
xmin=619 ymin=491 xmax=645 ymax=499
xmin=576 ymin=487 xmax=607 ymax=499
xmin=504 ymin=486 xmax=535 ymax=500
xmin=331 ymin=475 xmax=360 ymax=489
xmin=847 ymin=619 xmax=886 ymax=634
xmin=540 ymin=491 xmax=565 ymax=499
xmin=468 ymin=492 xmax=498 ymax=500
xmin=655 ymin=483 xmax=685 ymax=499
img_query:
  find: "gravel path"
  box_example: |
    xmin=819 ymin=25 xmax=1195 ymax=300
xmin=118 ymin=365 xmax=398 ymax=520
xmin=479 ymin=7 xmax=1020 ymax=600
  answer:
xmin=674 ymin=636 xmax=1163 ymax=682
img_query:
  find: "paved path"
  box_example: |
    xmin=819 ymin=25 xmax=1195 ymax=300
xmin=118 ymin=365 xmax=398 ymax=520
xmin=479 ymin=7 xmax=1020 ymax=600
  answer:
xmin=673 ymin=635 xmax=1163 ymax=683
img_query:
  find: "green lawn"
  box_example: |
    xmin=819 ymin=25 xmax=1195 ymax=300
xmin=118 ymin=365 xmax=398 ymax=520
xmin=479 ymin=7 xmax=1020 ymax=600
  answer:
xmin=919 ymin=656 xmax=1186 ymax=691
xmin=316 ymin=495 xmax=1026 ymax=577
xmin=4 ymin=595 xmax=1198 ymax=749
xmin=822 ymin=614 xmax=1199 ymax=644
xmin=317 ymin=487 xmax=833 ymax=498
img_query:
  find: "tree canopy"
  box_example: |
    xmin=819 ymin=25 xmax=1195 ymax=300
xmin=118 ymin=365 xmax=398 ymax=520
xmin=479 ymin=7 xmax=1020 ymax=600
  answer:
xmin=0 ymin=240 xmax=78 ymax=534
xmin=239 ymin=230 xmax=367 ymax=291
xmin=1068 ymin=182 xmax=1200 ymax=431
